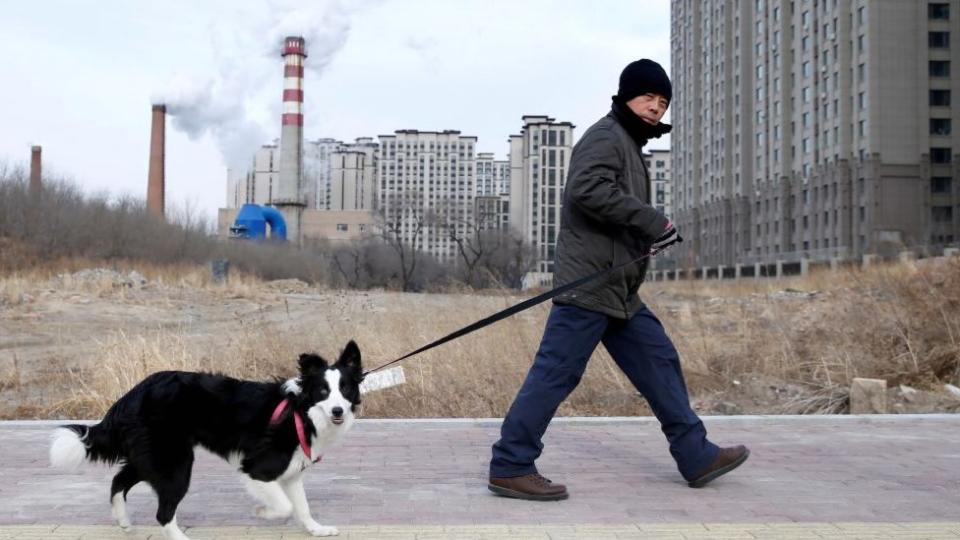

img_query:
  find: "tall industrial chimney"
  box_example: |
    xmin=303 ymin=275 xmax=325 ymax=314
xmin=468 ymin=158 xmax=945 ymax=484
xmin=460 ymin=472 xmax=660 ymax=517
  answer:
xmin=275 ymin=36 xmax=307 ymax=245
xmin=147 ymin=104 xmax=166 ymax=217
xmin=29 ymin=145 xmax=42 ymax=195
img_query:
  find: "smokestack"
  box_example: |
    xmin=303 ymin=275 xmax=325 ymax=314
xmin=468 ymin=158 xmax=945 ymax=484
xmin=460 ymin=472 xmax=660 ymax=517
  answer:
xmin=29 ymin=146 xmax=41 ymax=195
xmin=147 ymin=104 xmax=166 ymax=217
xmin=275 ymin=36 xmax=307 ymax=245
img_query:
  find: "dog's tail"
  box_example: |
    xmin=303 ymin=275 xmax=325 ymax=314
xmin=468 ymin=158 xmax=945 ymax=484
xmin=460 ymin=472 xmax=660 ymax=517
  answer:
xmin=49 ymin=423 xmax=122 ymax=470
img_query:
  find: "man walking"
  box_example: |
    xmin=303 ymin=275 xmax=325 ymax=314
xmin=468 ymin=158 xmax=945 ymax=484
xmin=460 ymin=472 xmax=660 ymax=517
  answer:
xmin=488 ymin=59 xmax=749 ymax=501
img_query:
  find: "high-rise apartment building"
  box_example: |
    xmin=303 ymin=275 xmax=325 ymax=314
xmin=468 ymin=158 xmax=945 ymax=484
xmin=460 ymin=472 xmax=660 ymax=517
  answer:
xmin=376 ymin=130 xmax=477 ymax=262
xmin=226 ymin=143 xmax=281 ymax=208
xmin=474 ymin=195 xmax=510 ymax=231
xmin=327 ymin=137 xmax=378 ymax=211
xmin=303 ymin=138 xmax=343 ymax=210
xmin=476 ymin=152 xmax=511 ymax=196
xmin=671 ymin=0 xmax=960 ymax=267
xmin=645 ymin=149 xmax=674 ymax=218
xmin=230 ymin=138 xmax=379 ymax=212
xmin=508 ymin=116 xmax=575 ymax=278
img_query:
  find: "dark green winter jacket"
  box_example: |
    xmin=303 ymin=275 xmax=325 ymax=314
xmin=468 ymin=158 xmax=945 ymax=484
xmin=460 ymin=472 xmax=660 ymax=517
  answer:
xmin=552 ymin=112 xmax=670 ymax=319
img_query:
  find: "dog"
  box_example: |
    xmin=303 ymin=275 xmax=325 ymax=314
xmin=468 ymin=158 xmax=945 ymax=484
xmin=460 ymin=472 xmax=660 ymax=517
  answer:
xmin=49 ymin=340 xmax=364 ymax=540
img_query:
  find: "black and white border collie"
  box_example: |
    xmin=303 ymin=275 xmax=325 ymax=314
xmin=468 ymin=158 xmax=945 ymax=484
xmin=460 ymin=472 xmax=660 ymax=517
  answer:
xmin=49 ymin=340 xmax=364 ymax=540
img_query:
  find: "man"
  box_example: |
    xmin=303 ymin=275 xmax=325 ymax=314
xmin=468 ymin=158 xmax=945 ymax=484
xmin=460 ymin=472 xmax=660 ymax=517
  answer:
xmin=488 ymin=59 xmax=749 ymax=501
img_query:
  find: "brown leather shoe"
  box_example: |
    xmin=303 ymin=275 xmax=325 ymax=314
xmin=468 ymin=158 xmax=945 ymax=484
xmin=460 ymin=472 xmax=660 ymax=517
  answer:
xmin=488 ymin=473 xmax=569 ymax=501
xmin=688 ymin=445 xmax=750 ymax=488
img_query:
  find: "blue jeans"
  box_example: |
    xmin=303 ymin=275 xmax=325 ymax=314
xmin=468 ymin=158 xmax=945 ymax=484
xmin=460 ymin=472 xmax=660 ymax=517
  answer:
xmin=490 ymin=303 xmax=719 ymax=481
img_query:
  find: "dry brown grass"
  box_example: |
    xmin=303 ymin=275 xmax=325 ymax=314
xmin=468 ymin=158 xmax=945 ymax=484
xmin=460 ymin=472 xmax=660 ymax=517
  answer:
xmin=646 ymin=257 xmax=960 ymax=413
xmin=5 ymin=257 xmax=960 ymax=419
xmin=41 ymin=292 xmax=649 ymax=420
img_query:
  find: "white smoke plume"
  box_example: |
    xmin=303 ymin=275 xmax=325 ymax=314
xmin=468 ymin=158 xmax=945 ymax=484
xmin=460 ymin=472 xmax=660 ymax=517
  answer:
xmin=154 ymin=0 xmax=363 ymax=171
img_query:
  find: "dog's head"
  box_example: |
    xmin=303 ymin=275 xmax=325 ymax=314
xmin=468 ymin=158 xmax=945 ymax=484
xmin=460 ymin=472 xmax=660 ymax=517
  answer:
xmin=294 ymin=340 xmax=363 ymax=429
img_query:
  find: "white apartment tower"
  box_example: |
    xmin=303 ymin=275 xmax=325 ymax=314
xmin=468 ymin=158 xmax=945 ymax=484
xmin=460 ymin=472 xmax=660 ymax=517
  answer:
xmin=303 ymin=138 xmax=343 ymax=210
xmin=226 ymin=143 xmax=281 ymax=208
xmin=376 ymin=130 xmax=477 ymax=262
xmin=671 ymin=0 xmax=960 ymax=267
xmin=476 ymin=152 xmax=511 ymax=196
xmin=509 ymin=115 xmax=575 ymax=276
xmin=227 ymin=137 xmax=378 ymax=213
xmin=327 ymin=138 xmax=378 ymax=211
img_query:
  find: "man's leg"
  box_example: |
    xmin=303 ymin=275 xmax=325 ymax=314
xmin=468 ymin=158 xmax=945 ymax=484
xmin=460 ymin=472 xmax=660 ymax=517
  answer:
xmin=601 ymin=306 xmax=721 ymax=481
xmin=490 ymin=304 xmax=608 ymax=479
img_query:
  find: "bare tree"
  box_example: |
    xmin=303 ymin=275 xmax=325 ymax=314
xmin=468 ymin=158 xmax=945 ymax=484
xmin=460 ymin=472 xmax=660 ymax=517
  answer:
xmin=482 ymin=233 xmax=538 ymax=289
xmin=375 ymin=190 xmax=429 ymax=292
xmin=441 ymin=200 xmax=500 ymax=288
xmin=436 ymin=196 xmax=538 ymax=290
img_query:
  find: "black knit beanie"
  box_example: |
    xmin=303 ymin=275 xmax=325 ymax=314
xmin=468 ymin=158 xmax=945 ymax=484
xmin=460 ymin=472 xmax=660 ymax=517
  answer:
xmin=616 ymin=59 xmax=672 ymax=103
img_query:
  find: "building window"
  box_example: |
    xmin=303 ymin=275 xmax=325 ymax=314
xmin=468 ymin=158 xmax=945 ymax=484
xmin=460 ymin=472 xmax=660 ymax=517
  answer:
xmin=930 ymin=61 xmax=951 ymax=77
xmin=930 ymin=3 xmax=950 ymax=20
xmin=932 ymin=206 xmax=954 ymax=223
xmin=930 ymin=32 xmax=950 ymax=48
xmin=931 ymin=89 xmax=951 ymax=106
xmin=932 ymin=177 xmax=953 ymax=194
xmin=931 ymin=118 xmax=952 ymax=135
xmin=931 ymin=147 xmax=953 ymax=163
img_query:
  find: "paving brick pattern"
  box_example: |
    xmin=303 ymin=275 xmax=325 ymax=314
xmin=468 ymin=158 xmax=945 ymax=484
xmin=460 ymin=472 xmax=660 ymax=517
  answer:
xmin=1 ymin=416 xmax=959 ymax=539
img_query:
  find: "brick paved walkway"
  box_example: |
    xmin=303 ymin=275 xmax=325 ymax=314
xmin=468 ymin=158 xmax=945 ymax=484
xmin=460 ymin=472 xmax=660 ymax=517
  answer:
xmin=1 ymin=415 xmax=959 ymax=539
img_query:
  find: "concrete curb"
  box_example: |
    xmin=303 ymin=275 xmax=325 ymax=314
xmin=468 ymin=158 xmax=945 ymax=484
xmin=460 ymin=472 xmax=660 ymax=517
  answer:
xmin=5 ymin=413 xmax=959 ymax=427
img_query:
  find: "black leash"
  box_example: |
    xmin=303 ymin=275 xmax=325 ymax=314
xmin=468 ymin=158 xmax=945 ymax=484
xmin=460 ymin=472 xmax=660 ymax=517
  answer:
xmin=363 ymin=251 xmax=657 ymax=376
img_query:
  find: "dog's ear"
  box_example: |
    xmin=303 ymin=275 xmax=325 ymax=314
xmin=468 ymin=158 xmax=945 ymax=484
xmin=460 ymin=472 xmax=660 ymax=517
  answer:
xmin=298 ymin=353 xmax=328 ymax=378
xmin=337 ymin=340 xmax=363 ymax=378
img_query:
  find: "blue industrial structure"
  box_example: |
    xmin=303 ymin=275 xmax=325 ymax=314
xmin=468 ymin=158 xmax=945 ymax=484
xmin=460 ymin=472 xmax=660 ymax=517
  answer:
xmin=229 ymin=204 xmax=288 ymax=241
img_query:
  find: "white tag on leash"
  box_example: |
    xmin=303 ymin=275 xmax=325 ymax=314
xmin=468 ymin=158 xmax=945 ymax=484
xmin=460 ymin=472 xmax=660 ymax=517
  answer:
xmin=359 ymin=366 xmax=406 ymax=394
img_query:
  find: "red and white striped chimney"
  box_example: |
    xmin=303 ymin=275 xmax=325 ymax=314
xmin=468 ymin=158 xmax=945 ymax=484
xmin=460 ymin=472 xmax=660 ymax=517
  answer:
xmin=275 ymin=36 xmax=307 ymax=245
xmin=281 ymin=36 xmax=306 ymax=131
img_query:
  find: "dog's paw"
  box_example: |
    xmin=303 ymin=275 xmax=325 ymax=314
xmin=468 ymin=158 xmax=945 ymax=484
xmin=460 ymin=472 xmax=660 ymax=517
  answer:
xmin=305 ymin=522 xmax=338 ymax=536
xmin=254 ymin=505 xmax=292 ymax=520
xmin=111 ymin=495 xmax=131 ymax=530
xmin=114 ymin=514 xmax=131 ymax=531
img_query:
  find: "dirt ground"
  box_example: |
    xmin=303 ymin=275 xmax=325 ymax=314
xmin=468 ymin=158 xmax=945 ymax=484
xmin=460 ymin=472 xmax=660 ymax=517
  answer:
xmin=2 ymin=267 xmax=959 ymax=419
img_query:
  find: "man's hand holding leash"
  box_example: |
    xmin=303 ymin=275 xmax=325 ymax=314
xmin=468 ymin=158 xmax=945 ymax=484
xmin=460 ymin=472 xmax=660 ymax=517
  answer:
xmin=651 ymin=220 xmax=682 ymax=256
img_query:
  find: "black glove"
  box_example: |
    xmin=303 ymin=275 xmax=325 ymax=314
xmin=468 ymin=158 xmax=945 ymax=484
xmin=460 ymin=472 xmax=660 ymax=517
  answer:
xmin=651 ymin=221 xmax=682 ymax=254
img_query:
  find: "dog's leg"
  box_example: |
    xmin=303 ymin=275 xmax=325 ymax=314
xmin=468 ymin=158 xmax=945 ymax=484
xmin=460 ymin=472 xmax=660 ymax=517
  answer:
xmin=152 ymin=451 xmax=193 ymax=540
xmin=280 ymin=474 xmax=338 ymax=537
xmin=244 ymin=476 xmax=293 ymax=519
xmin=110 ymin=464 xmax=139 ymax=530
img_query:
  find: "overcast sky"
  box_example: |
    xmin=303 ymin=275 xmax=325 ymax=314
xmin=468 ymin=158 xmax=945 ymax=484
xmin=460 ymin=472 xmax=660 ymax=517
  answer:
xmin=0 ymin=0 xmax=671 ymax=221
